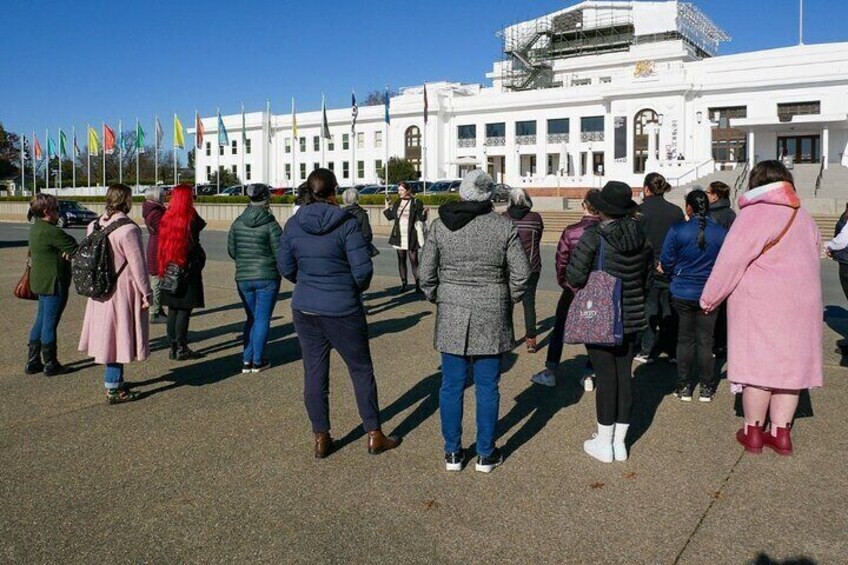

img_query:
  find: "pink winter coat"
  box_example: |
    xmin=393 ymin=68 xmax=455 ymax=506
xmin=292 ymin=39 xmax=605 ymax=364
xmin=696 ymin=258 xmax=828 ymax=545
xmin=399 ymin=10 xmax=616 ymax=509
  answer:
xmin=700 ymin=181 xmax=823 ymax=391
xmin=78 ymin=212 xmax=153 ymax=364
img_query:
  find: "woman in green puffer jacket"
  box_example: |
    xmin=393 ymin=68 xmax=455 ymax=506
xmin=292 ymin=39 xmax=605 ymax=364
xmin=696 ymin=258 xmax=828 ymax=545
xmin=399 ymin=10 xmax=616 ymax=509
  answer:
xmin=227 ymin=185 xmax=283 ymax=374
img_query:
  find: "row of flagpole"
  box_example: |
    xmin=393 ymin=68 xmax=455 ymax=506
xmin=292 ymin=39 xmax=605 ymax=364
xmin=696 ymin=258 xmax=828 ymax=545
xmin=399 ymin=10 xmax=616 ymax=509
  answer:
xmin=21 ymin=84 xmax=429 ymax=194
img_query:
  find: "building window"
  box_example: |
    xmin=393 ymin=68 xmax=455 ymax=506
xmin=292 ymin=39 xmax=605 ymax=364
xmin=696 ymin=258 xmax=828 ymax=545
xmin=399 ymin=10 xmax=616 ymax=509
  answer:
xmin=357 ymin=160 xmax=364 ymax=179
xmin=376 ymin=159 xmax=383 ymax=176
xmin=342 ymin=161 xmax=349 ymax=179
xmin=285 ymin=163 xmax=291 ymax=181
xmin=571 ymin=77 xmax=591 ymax=86
xmin=458 ymin=124 xmax=476 ymax=148
xmin=600 ymin=76 xmax=612 ymax=84
xmin=313 ymin=136 xmax=320 ymax=151
xmin=547 ymin=118 xmax=570 ymax=143
xmin=328 ymin=162 xmax=335 ymax=172
xmin=777 ymin=101 xmax=820 ymax=122
xmin=375 ymin=131 xmax=383 ymax=149
xmin=515 ymin=120 xmax=537 ymax=145
xmin=299 ymin=137 xmax=306 ymax=152
xmin=219 ymin=144 xmax=224 ymax=156
xmin=205 ymin=142 xmax=211 ymax=156
xmin=485 ymin=122 xmax=506 ymax=145
xmin=205 ymin=166 xmax=211 ymax=180
xmin=580 ymin=116 xmax=605 ymax=142
xmin=519 ymin=154 xmax=536 ymax=177
xmin=328 ymin=136 xmax=335 ymax=151
xmin=633 ymin=109 xmax=659 ymax=174
xmin=231 ymin=139 xmax=237 ymax=155
xmin=547 ymin=154 xmax=561 ymax=175
xmin=313 ymin=162 xmax=319 ymax=171
xmin=404 ymin=126 xmax=422 ymax=173
xmin=285 ymin=137 xmax=291 ymax=154
xmin=246 ymin=163 xmax=251 ymax=180
xmin=245 ymin=138 xmax=251 ymax=154
xmin=342 ymin=134 xmax=349 ymax=150
xmin=709 ymin=106 xmax=747 ymax=127
xmin=357 ymin=132 xmax=365 ymax=149
xmin=232 ymin=165 xmax=237 ymax=175
xmin=708 ymin=106 xmax=747 ymax=163
xmin=299 ymin=163 xmax=306 ymax=180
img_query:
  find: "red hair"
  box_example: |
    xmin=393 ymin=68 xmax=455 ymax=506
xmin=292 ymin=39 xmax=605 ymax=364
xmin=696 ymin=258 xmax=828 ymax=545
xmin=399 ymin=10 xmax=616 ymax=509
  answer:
xmin=157 ymin=185 xmax=196 ymax=276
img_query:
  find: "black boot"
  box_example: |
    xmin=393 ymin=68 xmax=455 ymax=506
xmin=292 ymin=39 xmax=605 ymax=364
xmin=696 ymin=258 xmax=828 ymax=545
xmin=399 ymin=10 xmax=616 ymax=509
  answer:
xmin=169 ymin=341 xmax=179 ymax=360
xmin=25 ymin=341 xmax=44 ymax=375
xmin=42 ymin=342 xmax=64 ymax=376
xmin=176 ymin=341 xmax=204 ymax=361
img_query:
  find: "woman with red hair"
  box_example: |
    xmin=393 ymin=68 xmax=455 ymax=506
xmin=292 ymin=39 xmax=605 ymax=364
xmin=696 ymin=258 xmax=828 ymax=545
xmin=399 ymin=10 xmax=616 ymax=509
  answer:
xmin=158 ymin=185 xmax=207 ymax=360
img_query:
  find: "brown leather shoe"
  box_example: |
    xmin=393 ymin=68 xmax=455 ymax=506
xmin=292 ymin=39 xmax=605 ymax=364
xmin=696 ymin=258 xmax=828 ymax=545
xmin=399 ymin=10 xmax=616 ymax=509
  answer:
xmin=525 ymin=337 xmax=537 ymax=353
xmin=367 ymin=429 xmax=400 ymax=455
xmin=314 ymin=432 xmax=335 ymax=459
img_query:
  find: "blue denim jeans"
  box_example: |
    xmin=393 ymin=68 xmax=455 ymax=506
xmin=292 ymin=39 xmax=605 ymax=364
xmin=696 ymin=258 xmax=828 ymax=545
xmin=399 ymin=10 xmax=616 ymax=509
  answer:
xmin=439 ymin=353 xmax=501 ymax=457
xmin=104 ymin=363 xmax=124 ymax=390
xmin=237 ymin=279 xmax=281 ymax=365
xmin=29 ymin=282 xmax=69 ymax=344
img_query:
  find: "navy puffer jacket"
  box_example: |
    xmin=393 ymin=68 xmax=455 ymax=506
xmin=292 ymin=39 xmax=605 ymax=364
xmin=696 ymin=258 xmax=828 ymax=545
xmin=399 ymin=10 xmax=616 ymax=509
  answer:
xmin=277 ymin=203 xmax=373 ymax=316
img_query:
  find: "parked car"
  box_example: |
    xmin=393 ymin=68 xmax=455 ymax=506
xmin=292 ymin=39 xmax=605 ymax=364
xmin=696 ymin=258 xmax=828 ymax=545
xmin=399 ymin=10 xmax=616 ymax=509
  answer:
xmin=403 ymin=180 xmax=425 ymax=193
xmin=215 ymin=185 xmax=245 ymax=197
xmin=195 ymin=183 xmax=217 ymax=196
xmin=492 ymin=183 xmax=512 ymax=203
xmin=27 ymin=200 xmax=99 ymax=227
xmin=427 ymin=180 xmax=461 ymax=194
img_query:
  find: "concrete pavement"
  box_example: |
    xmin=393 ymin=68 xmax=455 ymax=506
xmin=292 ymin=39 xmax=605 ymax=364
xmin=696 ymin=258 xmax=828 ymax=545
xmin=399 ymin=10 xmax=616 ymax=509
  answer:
xmin=0 ymin=229 xmax=846 ymax=564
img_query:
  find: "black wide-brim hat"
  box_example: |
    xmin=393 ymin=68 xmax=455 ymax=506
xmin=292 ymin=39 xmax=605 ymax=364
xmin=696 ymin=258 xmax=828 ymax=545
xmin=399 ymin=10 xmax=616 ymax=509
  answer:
xmin=588 ymin=181 xmax=637 ymax=216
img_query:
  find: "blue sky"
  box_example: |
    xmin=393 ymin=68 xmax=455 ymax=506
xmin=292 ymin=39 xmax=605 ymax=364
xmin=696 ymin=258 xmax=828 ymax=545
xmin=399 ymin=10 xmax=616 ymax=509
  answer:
xmin=2 ymin=0 xmax=846 ymax=150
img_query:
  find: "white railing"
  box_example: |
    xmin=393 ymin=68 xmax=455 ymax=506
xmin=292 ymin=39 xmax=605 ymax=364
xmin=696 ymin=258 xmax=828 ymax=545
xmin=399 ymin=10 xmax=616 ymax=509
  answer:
xmin=458 ymin=138 xmax=477 ymax=148
xmin=667 ymin=159 xmax=715 ymax=187
xmin=515 ymin=135 xmax=537 ymax=145
xmin=485 ymin=136 xmax=506 ymax=147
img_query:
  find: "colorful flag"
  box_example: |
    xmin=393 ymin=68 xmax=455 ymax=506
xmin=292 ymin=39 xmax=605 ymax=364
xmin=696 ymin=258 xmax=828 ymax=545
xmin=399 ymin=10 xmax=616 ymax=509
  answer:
xmin=351 ymin=91 xmax=358 ymax=132
xmin=423 ymin=83 xmax=428 ymax=124
xmin=136 ymin=121 xmax=145 ymax=153
xmin=119 ymin=121 xmax=125 ymax=152
xmin=292 ymin=98 xmax=298 ymax=138
xmin=103 ymin=124 xmax=116 ymax=155
xmin=321 ymin=94 xmax=331 ymax=139
xmin=384 ymin=87 xmax=390 ymax=125
xmin=174 ymin=114 xmax=185 ymax=149
xmin=155 ymin=116 xmax=164 ymax=147
xmin=59 ymin=130 xmax=68 ymax=157
xmin=47 ymin=134 xmax=57 ymax=159
xmin=34 ymin=136 xmax=43 ymax=160
xmin=217 ymin=110 xmax=229 ymax=146
xmin=88 ymin=126 xmax=100 ymax=156
xmin=73 ymin=131 xmax=81 ymax=157
xmin=241 ymin=103 xmax=247 ymax=144
xmin=195 ymin=111 xmax=204 ymax=149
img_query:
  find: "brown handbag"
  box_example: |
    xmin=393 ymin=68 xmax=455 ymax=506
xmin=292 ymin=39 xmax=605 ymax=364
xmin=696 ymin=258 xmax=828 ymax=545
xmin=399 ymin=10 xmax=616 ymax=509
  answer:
xmin=14 ymin=251 xmax=38 ymax=301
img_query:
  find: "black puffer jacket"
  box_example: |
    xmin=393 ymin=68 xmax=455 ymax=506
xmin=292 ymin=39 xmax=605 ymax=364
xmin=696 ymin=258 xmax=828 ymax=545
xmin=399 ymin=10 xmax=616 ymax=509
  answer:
xmin=566 ymin=217 xmax=653 ymax=334
xmin=709 ymin=198 xmax=737 ymax=230
xmin=637 ymin=195 xmax=684 ymax=287
xmin=228 ymin=205 xmax=282 ymax=281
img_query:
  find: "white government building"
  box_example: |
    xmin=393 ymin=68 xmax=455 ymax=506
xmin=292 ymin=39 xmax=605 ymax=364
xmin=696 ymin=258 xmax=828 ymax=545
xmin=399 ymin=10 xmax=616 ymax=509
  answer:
xmin=194 ymin=0 xmax=848 ymax=201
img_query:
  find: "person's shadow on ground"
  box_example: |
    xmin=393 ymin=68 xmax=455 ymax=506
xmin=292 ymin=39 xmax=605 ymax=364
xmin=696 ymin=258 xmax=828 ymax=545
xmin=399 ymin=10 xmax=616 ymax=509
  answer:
xmin=629 ymin=360 xmax=678 ymax=448
xmin=365 ymin=290 xmax=429 ymax=317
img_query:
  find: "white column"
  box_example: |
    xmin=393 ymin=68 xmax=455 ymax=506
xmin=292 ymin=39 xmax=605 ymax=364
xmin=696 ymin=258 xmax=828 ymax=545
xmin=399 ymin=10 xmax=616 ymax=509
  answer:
xmin=747 ymin=130 xmax=756 ymax=166
xmin=823 ymin=127 xmax=829 ymax=169
xmin=647 ymin=124 xmax=658 ymax=171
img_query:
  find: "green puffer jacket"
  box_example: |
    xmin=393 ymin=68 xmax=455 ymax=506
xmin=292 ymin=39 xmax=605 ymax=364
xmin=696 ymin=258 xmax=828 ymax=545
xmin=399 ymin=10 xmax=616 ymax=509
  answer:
xmin=227 ymin=205 xmax=283 ymax=282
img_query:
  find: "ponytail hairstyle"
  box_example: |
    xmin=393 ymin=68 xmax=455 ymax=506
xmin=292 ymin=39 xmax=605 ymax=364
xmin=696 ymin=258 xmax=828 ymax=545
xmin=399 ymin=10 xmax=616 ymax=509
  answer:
xmin=157 ymin=184 xmax=196 ymax=276
xmin=643 ymin=172 xmax=671 ymax=196
xmin=686 ymin=189 xmax=710 ymax=250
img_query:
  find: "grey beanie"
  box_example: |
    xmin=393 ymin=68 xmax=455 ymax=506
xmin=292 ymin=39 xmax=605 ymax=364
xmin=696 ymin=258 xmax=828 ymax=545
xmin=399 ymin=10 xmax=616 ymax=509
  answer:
xmin=459 ymin=169 xmax=495 ymax=202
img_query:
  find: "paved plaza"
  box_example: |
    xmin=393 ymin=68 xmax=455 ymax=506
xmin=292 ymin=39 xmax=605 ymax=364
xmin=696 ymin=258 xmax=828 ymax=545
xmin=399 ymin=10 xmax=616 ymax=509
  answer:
xmin=0 ymin=225 xmax=846 ymax=564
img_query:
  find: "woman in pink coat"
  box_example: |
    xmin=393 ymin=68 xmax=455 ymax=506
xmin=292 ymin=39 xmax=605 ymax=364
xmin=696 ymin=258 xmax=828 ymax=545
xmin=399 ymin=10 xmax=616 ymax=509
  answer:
xmin=700 ymin=161 xmax=823 ymax=456
xmin=78 ymin=184 xmax=152 ymax=404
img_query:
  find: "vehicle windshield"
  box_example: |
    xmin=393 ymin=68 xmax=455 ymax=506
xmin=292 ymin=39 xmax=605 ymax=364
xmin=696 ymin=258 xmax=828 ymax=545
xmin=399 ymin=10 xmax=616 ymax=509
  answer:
xmin=60 ymin=201 xmax=84 ymax=210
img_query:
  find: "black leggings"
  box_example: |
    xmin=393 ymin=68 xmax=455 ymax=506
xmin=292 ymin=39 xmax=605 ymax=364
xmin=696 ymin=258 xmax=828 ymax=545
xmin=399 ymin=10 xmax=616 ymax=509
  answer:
xmin=674 ymin=298 xmax=718 ymax=389
xmin=587 ymin=336 xmax=636 ymax=425
xmin=840 ymin=263 xmax=848 ymax=302
xmin=167 ymin=308 xmax=193 ymax=344
xmin=396 ymin=249 xmax=419 ymax=284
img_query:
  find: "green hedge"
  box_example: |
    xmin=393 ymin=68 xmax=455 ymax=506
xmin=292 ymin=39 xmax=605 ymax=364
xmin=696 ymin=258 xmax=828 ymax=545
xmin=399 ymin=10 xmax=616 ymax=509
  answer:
xmin=1 ymin=194 xmax=460 ymax=206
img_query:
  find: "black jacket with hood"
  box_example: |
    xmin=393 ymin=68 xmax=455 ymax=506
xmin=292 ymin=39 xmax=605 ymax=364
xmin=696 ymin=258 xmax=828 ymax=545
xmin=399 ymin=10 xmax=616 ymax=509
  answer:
xmin=566 ymin=217 xmax=653 ymax=334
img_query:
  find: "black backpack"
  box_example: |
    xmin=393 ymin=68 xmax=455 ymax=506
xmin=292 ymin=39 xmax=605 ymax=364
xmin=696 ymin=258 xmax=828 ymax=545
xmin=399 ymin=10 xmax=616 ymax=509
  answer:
xmin=72 ymin=217 xmax=134 ymax=299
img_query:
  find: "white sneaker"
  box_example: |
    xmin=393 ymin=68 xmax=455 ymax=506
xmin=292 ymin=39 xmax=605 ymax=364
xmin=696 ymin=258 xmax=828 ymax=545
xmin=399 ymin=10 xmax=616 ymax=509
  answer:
xmin=633 ymin=354 xmax=654 ymax=365
xmin=580 ymin=375 xmax=595 ymax=392
xmin=531 ymin=370 xmax=556 ymax=387
xmin=583 ymin=423 xmax=614 ymax=463
xmin=613 ymin=423 xmax=630 ymax=462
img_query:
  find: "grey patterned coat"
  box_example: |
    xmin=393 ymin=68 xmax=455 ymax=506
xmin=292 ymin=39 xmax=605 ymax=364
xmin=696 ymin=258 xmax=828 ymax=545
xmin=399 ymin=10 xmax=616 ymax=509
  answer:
xmin=419 ymin=208 xmax=530 ymax=356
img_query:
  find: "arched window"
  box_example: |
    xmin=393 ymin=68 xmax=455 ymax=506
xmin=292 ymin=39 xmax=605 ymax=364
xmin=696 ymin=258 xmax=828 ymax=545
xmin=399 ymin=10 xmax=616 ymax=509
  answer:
xmin=633 ymin=108 xmax=659 ymax=174
xmin=404 ymin=126 xmax=422 ymax=173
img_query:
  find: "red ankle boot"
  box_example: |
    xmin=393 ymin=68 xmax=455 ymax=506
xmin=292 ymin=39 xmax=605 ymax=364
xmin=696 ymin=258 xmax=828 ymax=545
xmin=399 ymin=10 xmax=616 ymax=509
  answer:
xmin=763 ymin=425 xmax=793 ymax=456
xmin=736 ymin=422 xmax=763 ymax=454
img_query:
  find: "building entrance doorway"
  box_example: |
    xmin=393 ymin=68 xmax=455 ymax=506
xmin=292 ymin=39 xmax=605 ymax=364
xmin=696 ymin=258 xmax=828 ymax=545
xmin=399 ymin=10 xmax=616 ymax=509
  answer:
xmin=777 ymin=135 xmax=820 ymax=163
xmin=487 ymin=156 xmax=505 ymax=183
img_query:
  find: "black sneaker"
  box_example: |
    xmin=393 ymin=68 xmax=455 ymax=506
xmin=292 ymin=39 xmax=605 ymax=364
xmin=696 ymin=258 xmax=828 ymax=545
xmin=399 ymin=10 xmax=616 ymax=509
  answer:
xmin=475 ymin=447 xmax=503 ymax=474
xmin=676 ymin=384 xmax=694 ymax=402
xmin=252 ymin=360 xmax=271 ymax=373
xmin=445 ymin=450 xmax=465 ymax=472
xmin=242 ymin=362 xmax=253 ymax=374
xmin=699 ymin=386 xmax=716 ymax=403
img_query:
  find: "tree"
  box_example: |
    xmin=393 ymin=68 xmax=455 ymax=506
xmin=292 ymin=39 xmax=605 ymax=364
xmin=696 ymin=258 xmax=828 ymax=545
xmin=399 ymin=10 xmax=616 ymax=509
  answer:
xmin=0 ymin=123 xmax=21 ymax=179
xmin=208 ymin=167 xmax=241 ymax=188
xmin=378 ymin=157 xmax=418 ymax=184
xmin=363 ymin=88 xmax=398 ymax=106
